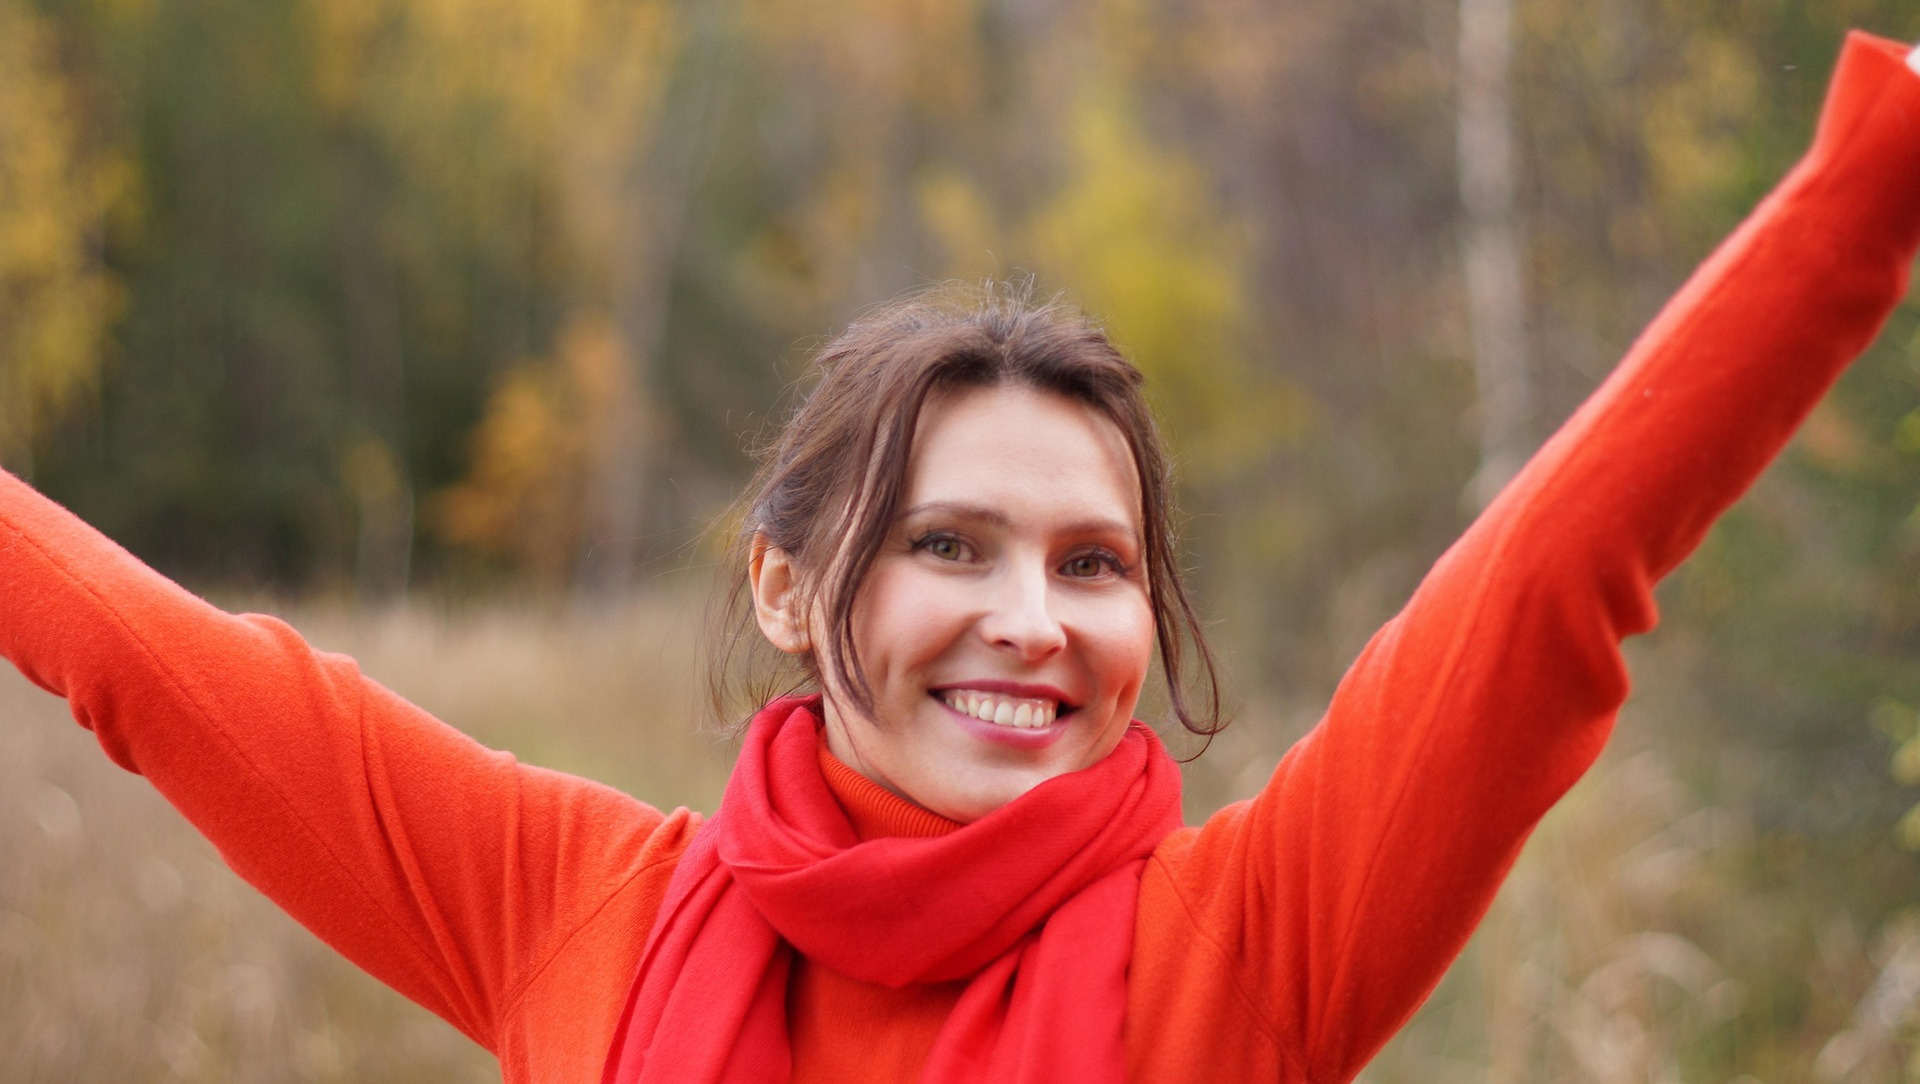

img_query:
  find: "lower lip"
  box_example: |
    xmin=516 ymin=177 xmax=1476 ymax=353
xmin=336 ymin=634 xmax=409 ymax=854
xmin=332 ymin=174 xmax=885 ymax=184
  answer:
xmin=935 ymin=696 xmax=1074 ymax=749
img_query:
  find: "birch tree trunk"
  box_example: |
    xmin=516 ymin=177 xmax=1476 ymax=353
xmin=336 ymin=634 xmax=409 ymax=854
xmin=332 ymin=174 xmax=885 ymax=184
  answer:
xmin=1457 ymin=0 xmax=1531 ymax=511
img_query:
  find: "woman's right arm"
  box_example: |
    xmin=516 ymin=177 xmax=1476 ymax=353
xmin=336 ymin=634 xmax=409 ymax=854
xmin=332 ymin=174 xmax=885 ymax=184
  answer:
xmin=1129 ymin=30 xmax=1920 ymax=1082
xmin=0 ymin=469 xmax=698 ymax=1052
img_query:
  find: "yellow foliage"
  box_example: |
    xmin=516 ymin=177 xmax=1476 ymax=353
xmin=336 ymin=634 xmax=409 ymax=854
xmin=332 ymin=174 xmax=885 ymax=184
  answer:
xmin=307 ymin=0 xmax=382 ymax=119
xmin=916 ymin=168 xmax=1002 ymax=275
xmin=321 ymin=0 xmax=678 ymax=301
xmin=1643 ymin=36 xmax=1760 ymax=213
xmin=1025 ymin=81 xmax=1304 ymax=478
xmin=1874 ymin=697 xmax=1920 ymax=743
xmin=429 ymin=311 xmax=636 ymax=579
xmin=1896 ymin=739 xmax=1920 ymax=789
xmin=0 ymin=0 xmax=124 ymax=467
xmin=1876 ymin=699 xmax=1920 ymax=851
xmin=1894 ymin=408 xmax=1920 ymax=459
xmin=1899 ymin=804 xmax=1920 ymax=853
xmin=1030 ymin=89 xmax=1242 ymax=359
xmin=394 ymin=0 xmax=595 ymax=143
xmin=901 ymin=48 xmax=1309 ymax=485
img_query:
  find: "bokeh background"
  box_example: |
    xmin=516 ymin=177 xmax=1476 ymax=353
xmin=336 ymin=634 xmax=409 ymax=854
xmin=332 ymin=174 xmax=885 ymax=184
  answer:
xmin=4 ymin=0 xmax=1920 ymax=1079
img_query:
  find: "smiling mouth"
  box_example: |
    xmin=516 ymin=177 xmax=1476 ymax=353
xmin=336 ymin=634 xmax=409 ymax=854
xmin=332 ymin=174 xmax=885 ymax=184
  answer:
xmin=938 ymin=689 xmax=1063 ymax=730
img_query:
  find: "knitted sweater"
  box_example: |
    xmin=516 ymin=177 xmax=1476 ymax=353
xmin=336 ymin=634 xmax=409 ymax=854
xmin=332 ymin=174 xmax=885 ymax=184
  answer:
xmin=3 ymin=31 xmax=1919 ymax=1084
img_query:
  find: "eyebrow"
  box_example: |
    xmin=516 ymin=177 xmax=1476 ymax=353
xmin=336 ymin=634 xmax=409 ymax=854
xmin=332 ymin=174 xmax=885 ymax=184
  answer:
xmin=897 ymin=501 xmax=1140 ymax=543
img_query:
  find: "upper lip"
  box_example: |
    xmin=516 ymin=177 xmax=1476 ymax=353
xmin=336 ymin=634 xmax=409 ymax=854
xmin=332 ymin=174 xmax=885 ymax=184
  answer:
xmin=930 ymin=680 xmax=1078 ymax=709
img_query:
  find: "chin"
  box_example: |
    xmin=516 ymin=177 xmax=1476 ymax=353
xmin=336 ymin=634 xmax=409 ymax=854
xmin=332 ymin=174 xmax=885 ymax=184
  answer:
xmin=923 ymin=762 xmax=1066 ymax=823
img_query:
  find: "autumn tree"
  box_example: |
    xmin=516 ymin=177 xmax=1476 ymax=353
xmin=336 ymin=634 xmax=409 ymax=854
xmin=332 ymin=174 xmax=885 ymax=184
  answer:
xmin=0 ymin=0 xmax=121 ymax=479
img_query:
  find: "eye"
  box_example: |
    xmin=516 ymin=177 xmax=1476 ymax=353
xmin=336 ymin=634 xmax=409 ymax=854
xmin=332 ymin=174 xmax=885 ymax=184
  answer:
xmin=1061 ymin=550 xmax=1123 ymax=579
xmin=912 ymin=531 xmax=972 ymax=562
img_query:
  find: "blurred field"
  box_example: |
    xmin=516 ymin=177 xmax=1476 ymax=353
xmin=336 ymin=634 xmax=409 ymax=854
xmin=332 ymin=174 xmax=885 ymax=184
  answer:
xmin=5 ymin=592 xmax=1915 ymax=1082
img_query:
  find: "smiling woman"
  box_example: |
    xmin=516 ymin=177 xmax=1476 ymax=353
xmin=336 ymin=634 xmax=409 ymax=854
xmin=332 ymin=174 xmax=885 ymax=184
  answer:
xmin=734 ymin=295 xmax=1186 ymax=823
xmin=3 ymin=29 xmax=1920 ymax=1084
xmin=720 ymin=289 xmax=1219 ymax=752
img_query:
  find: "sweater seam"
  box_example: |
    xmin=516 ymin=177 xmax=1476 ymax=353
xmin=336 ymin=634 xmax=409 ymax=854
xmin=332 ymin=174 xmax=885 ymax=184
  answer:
xmin=0 ymin=509 xmax=491 ymax=1048
xmin=1142 ymin=851 xmax=1307 ymax=1077
xmin=494 ymin=841 xmax=690 ymax=1026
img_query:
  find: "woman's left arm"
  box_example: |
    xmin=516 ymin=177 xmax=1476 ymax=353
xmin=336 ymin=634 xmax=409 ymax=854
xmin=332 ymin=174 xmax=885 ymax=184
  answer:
xmin=1130 ymin=30 xmax=1920 ymax=1082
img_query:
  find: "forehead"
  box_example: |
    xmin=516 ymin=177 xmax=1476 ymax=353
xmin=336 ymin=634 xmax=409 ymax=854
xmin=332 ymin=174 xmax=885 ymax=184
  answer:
xmin=903 ymin=385 xmax=1143 ymax=529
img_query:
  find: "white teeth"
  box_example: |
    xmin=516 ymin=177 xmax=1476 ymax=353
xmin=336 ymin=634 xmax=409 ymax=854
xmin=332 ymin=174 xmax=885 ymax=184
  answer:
xmin=940 ymin=690 xmax=1061 ymax=729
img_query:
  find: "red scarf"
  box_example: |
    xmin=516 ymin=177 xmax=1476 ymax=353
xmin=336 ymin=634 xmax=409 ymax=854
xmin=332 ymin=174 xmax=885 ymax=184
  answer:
xmin=602 ymin=695 xmax=1184 ymax=1083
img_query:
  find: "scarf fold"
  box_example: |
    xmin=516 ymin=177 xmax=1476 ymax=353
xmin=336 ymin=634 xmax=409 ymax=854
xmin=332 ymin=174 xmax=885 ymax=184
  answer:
xmin=602 ymin=695 xmax=1184 ymax=1084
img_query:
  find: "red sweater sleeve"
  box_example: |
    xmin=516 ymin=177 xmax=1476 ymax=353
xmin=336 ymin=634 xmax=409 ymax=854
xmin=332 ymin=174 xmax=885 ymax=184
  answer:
xmin=1131 ymin=31 xmax=1920 ymax=1083
xmin=0 ymin=470 xmax=697 ymax=1052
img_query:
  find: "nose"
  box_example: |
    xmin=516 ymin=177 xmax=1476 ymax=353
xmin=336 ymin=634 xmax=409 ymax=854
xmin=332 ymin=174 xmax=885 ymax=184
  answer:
xmin=978 ymin=558 xmax=1066 ymax=661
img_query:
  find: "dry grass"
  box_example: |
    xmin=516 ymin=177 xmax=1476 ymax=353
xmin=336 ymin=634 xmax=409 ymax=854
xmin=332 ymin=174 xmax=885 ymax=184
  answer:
xmin=1 ymin=595 xmax=1907 ymax=1081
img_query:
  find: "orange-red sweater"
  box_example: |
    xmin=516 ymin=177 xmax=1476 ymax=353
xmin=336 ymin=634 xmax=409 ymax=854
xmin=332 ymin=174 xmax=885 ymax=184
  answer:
xmin=4 ymin=32 xmax=1919 ymax=1084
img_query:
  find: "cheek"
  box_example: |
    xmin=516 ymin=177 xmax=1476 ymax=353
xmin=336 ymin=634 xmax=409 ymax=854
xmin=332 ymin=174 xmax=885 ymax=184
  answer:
xmin=849 ymin=564 xmax=972 ymax=683
xmin=1118 ymin=605 xmax=1157 ymax=684
xmin=1076 ymin=594 xmax=1156 ymax=694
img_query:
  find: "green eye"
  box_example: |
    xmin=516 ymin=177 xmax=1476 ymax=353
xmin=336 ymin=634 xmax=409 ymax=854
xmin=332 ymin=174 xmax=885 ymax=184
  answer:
xmin=916 ymin=534 xmax=966 ymax=560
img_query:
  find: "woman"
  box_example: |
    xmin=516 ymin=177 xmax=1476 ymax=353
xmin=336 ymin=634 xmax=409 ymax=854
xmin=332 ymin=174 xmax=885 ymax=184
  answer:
xmin=4 ymin=30 xmax=1920 ymax=1084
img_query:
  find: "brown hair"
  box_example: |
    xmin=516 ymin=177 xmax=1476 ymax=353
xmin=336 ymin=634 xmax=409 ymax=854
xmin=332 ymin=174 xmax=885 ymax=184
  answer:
xmin=710 ymin=281 xmax=1224 ymax=744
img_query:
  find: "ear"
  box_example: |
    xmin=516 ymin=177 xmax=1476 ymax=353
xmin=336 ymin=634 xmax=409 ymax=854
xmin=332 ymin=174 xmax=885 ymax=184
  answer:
xmin=749 ymin=535 xmax=812 ymax=655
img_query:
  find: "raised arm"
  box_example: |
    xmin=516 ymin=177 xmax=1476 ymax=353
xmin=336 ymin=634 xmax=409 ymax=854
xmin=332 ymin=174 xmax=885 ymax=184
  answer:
xmin=0 ymin=469 xmax=694 ymax=1051
xmin=1131 ymin=31 xmax=1920 ymax=1080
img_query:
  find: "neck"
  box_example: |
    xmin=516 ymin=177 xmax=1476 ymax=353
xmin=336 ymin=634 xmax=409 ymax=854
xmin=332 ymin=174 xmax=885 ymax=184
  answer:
xmin=817 ymin=734 xmax=964 ymax=839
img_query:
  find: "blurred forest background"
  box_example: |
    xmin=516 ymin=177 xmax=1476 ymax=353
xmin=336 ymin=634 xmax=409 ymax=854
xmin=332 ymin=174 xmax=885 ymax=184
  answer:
xmin=4 ymin=0 xmax=1920 ymax=1079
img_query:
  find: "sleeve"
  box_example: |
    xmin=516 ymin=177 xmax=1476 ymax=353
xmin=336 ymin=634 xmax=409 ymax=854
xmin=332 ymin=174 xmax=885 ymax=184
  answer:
xmin=1148 ymin=30 xmax=1920 ymax=1079
xmin=0 ymin=469 xmax=697 ymax=1052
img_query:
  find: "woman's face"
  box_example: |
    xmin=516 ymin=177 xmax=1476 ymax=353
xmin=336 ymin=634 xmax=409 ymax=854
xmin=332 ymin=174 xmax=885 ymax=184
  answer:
xmin=763 ymin=384 xmax=1156 ymax=823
